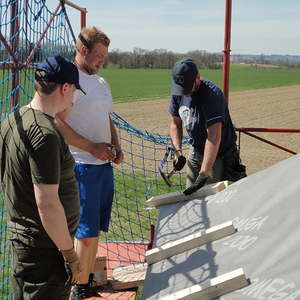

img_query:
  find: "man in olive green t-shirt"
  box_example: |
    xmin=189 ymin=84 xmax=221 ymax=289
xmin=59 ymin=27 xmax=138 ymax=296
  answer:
xmin=0 ymin=56 xmax=85 ymax=300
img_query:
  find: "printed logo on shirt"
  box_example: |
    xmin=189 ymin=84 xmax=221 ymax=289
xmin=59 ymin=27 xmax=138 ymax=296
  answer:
xmin=179 ymin=105 xmax=193 ymax=131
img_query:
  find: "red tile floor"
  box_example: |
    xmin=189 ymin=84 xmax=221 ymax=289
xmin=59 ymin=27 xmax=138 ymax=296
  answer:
xmin=84 ymin=241 xmax=148 ymax=300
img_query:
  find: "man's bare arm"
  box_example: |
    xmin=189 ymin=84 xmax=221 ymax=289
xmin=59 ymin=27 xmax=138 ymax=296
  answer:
xmin=110 ymin=116 xmax=124 ymax=164
xmin=34 ymin=183 xmax=73 ymax=250
xmin=170 ymin=115 xmax=183 ymax=158
xmin=200 ymin=122 xmax=222 ymax=174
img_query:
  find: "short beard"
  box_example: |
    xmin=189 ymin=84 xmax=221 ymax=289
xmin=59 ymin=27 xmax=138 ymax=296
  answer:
xmin=82 ymin=60 xmax=98 ymax=75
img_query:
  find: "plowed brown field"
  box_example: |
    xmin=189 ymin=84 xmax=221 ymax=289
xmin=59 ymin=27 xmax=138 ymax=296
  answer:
xmin=115 ymin=85 xmax=300 ymax=175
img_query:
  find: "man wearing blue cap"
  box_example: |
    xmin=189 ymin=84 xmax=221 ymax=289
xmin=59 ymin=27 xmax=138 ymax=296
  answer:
xmin=0 ymin=56 xmax=84 ymax=299
xmin=169 ymin=58 xmax=245 ymax=195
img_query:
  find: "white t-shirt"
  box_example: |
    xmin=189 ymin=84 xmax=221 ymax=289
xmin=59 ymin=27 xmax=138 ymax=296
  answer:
xmin=66 ymin=69 xmax=113 ymax=165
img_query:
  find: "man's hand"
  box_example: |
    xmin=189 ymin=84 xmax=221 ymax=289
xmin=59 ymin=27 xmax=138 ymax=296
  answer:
xmin=172 ymin=149 xmax=186 ymax=171
xmin=61 ymin=247 xmax=81 ymax=286
xmin=113 ymin=148 xmax=124 ymax=164
xmin=89 ymin=143 xmax=116 ymax=161
xmin=173 ymin=155 xmax=186 ymax=171
xmin=183 ymin=172 xmax=210 ymax=195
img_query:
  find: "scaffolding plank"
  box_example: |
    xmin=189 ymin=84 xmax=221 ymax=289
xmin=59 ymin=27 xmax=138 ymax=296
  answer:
xmin=160 ymin=268 xmax=249 ymax=300
xmin=110 ymin=263 xmax=147 ymax=290
xmin=146 ymin=181 xmax=228 ymax=208
xmin=145 ymin=221 xmax=236 ymax=265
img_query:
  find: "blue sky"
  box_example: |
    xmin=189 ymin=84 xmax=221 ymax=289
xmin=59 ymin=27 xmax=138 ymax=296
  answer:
xmin=49 ymin=0 xmax=299 ymax=55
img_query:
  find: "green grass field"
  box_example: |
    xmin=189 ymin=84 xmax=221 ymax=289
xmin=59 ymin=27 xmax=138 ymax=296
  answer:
xmin=1 ymin=65 xmax=299 ymax=112
xmin=103 ymin=172 xmax=185 ymax=242
xmin=100 ymin=64 xmax=300 ymax=103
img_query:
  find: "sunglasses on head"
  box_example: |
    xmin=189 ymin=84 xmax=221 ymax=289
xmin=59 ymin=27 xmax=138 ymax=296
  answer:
xmin=78 ymin=33 xmax=110 ymax=50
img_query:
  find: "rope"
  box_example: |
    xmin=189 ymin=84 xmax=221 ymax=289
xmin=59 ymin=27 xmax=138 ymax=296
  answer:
xmin=112 ymin=112 xmax=190 ymax=146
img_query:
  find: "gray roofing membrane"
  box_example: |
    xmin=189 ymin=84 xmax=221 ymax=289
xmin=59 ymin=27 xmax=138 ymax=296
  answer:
xmin=142 ymin=154 xmax=300 ymax=299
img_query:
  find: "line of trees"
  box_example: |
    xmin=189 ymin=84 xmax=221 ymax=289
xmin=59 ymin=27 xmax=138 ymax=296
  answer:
xmin=105 ymin=48 xmax=223 ymax=69
xmin=2 ymin=41 xmax=300 ymax=69
xmin=232 ymin=54 xmax=300 ymax=69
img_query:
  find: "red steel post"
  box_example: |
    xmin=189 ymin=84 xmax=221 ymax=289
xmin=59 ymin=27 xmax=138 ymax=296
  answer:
xmin=10 ymin=0 xmax=20 ymax=110
xmin=222 ymin=0 xmax=232 ymax=102
xmin=147 ymin=224 xmax=155 ymax=251
xmin=80 ymin=11 xmax=86 ymax=29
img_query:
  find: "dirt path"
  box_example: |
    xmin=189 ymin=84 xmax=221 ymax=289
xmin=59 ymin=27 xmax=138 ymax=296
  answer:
xmin=114 ymin=85 xmax=300 ymax=175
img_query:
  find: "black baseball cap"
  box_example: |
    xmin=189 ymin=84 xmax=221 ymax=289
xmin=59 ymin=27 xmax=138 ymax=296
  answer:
xmin=35 ymin=55 xmax=85 ymax=94
xmin=171 ymin=58 xmax=198 ymax=96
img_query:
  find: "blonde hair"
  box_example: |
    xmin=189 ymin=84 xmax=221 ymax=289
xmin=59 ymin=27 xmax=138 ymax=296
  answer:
xmin=76 ymin=27 xmax=110 ymax=51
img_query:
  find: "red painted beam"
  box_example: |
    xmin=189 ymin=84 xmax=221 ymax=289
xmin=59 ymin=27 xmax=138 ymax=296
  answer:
xmin=237 ymin=128 xmax=300 ymax=133
xmin=222 ymin=0 xmax=232 ymax=101
xmin=80 ymin=10 xmax=86 ymax=29
xmin=24 ymin=2 xmax=62 ymax=66
xmin=237 ymin=130 xmax=298 ymax=155
xmin=0 ymin=32 xmax=19 ymax=64
xmin=63 ymin=0 xmax=87 ymax=13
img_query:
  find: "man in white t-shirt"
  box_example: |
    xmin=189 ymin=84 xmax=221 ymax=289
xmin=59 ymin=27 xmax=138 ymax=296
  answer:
xmin=56 ymin=27 xmax=124 ymax=300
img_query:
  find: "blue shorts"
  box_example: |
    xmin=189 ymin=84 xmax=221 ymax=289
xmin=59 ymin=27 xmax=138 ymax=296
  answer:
xmin=74 ymin=163 xmax=114 ymax=238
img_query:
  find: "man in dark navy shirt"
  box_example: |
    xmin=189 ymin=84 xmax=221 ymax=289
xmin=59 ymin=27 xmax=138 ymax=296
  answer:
xmin=168 ymin=58 xmax=238 ymax=194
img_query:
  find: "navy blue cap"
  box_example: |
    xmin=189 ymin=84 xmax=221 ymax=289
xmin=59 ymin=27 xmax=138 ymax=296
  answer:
xmin=171 ymin=58 xmax=198 ymax=96
xmin=35 ymin=55 xmax=85 ymax=94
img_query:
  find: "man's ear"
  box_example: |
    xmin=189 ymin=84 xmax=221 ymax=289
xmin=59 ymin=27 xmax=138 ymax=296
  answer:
xmin=60 ymin=83 xmax=69 ymax=96
xmin=79 ymin=44 xmax=89 ymax=57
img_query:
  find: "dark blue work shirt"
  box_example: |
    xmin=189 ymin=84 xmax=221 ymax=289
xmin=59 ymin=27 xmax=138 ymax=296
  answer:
xmin=168 ymin=78 xmax=237 ymax=156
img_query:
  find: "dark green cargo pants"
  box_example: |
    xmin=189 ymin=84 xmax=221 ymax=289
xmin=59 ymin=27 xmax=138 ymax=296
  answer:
xmin=11 ymin=240 xmax=71 ymax=300
xmin=186 ymin=145 xmax=224 ymax=187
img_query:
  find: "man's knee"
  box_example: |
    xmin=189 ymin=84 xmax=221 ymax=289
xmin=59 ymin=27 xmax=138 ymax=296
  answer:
xmin=77 ymin=237 xmax=98 ymax=248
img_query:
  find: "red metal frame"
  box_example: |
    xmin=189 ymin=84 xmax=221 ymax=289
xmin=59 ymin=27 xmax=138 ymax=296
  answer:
xmin=147 ymin=224 xmax=155 ymax=251
xmin=9 ymin=0 xmax=20 ymax=110
xmin=0 ymin=33 xmax=19 ymax=64
xmin=61 ymin=0 xmax=87 ymax=28
xmin=222 ymin=0 xmax=232 ymax=101
xmin=3 ymin=1 xmax=299 ymax=156
xmin=222 ymin=2 xmax=299 ymax=156
xmin=236 ymin=128 xmax=300 ymax=155
xmin=25 ymin=2 xmax=62 ymax=66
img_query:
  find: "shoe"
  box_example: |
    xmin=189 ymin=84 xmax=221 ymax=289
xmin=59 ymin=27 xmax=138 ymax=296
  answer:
xmin=71 ymin=284 xmax=90 ymax=300
xmin=88 ymin=273 xmax=100 ymax=297
xmin=71 ymin=283 xmax=99 ymax=300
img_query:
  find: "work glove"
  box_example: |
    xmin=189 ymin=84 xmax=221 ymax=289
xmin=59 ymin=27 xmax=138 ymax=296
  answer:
xmin=183 ymin=172 xmax=210 ymax=195
xmin=173 ymin=155 xmax=186 ymax=171
xmin=61 ymin=247 xmax=81 ymax=287
xmin=173 ymin=150 xmax=186 ymax=171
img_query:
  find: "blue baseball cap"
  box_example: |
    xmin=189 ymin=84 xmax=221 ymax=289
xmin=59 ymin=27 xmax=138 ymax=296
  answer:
xmin=171 ymin=58 xmax=198 ymax=96
xmin=35 ymin=55 xmax=85 ymax=94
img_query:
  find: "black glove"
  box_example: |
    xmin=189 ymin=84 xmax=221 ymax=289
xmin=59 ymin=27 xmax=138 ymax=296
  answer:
xmin=183 ymin=172 xmax=210 ymax=195
xmin=173 ymin=155 xmax=186 ymax=171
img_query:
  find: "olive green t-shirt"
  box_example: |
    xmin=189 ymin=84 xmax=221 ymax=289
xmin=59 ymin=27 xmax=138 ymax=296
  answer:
xmin=0 ymin=106 xmax=80 ymax=248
